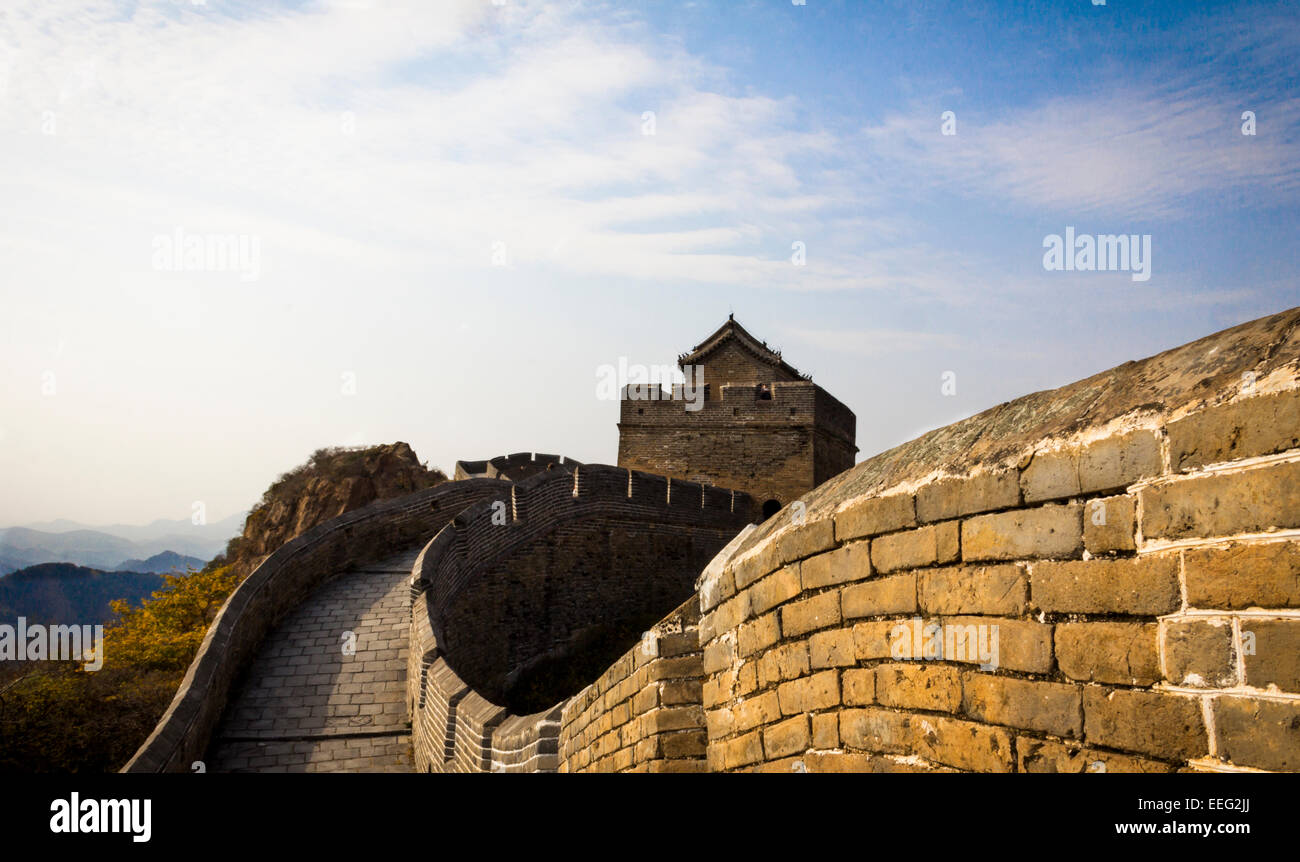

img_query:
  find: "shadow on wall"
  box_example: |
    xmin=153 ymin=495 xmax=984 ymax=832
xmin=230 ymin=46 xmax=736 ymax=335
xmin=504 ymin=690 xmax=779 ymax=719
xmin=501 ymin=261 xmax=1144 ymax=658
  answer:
xmin=415 ymin=465 xmax=754 ymax=715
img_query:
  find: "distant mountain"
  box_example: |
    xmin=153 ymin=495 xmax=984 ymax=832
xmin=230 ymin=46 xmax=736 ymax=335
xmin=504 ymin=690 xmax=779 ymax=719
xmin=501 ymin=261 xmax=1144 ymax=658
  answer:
xmin=20 ymin=511 xmax=245 ymax=547
xmin=0 ymin=512 xmax=244 ymax=574
xmin=113 ymin=551 xmax=205 ymax=575
xmin=0 ymin=528 xmax=138 ymax=573
xmin=0 ymin=563 xmax=165 ymax=626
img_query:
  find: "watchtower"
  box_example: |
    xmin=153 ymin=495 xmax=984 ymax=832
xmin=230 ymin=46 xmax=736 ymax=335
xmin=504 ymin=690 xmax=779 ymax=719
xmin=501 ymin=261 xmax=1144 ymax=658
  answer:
xmin=616 ymin=316 xmax=857 ymax=519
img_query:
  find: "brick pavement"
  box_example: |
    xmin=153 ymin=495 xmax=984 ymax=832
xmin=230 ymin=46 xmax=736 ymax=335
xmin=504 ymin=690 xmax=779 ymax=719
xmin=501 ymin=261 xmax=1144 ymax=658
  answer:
xmin=207 ymin=549 xmax=419 ymax=772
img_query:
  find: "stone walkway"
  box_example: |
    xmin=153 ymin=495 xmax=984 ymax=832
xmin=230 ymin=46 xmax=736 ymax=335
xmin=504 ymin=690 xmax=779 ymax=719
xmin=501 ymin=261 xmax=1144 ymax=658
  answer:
xmin=207 ymin=549 xmax=420 ymax=772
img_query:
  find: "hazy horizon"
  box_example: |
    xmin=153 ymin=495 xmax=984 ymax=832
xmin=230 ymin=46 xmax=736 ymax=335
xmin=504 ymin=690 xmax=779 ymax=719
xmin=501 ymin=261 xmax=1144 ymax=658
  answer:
xmin=3 ymin=0 xmax=1298 ymax=526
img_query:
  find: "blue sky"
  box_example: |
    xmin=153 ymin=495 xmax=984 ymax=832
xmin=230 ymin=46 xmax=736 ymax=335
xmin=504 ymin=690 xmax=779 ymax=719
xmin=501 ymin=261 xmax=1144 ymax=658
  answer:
xmin=1 ymin=0 xmax=1297 ymax=526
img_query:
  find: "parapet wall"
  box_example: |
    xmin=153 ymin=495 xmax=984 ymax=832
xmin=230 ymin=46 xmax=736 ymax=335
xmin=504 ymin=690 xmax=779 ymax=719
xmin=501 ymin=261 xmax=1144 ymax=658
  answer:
xmin=123 ymin=478 xmax=511 ymax=773
xmin=695 ymin=307 xmax=1300 ymax=773
xmin=407 ymin=464 xmax=753 ymax=771
xmin=557 ymin=597 xmax=709 ymax=773
xmin=453 ymin=452 xmax=580 ymax=482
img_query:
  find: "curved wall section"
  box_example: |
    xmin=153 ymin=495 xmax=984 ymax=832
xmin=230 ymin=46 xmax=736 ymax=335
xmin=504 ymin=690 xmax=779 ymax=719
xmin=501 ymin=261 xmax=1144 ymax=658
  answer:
xmin=695 ymin=308 xmax=1300 ymax=773
xmin=407 ymin=464 xmax=753 ymax=770
xmin=123 ymin=478 xmax=512 ymax=773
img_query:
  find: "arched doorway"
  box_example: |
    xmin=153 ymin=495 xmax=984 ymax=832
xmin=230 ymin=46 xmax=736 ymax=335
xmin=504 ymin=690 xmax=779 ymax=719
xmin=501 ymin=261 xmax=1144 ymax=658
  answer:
xmin=761 ymin=499 xmax=782 ymax=521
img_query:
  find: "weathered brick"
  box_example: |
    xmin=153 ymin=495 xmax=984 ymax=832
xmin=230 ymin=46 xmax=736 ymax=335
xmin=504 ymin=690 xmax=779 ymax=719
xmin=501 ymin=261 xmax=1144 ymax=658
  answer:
xmin=736 ymin=661 xmax=757 ymax=695
xmin=1021 ymin=449 xmax=1080 ymax=503
xmin=872 ymin=522 xmax=960 ymax=573
xmin=962 ymin=673 xmax=1081 ymax=737
xmin=801 ymin=751 xmax=956 ymax=773
xmin=1055 ymin=622 xmax=1160 ymax=685
xmin=838 ymin=707 xmax=913 ymax=755
xmin=700 ymin=564 xmax=735 ymax=613
xmin=732 ymin=690 xmax=780 ymax=733
xmin=916 ymin=469 xmax=1020 ymax=522
xmin=800 ymin=540 xmax=871 ymax=590
xmin=657 ymin=631 xmax=698 ymax=658
xmin=1168 ymin=389 xmax=1300 ymax=471
xmin=702 ymin=638 xmax=734 ymax=675
xmin=918 ymin=563 xmax=1027 ymax=615
xmin=1242 ymin=619 xmax=1300 ymax=693
xmin=1078 ymin=429 xmax=1162 ymax=493
xmin=632 ymin=683 xmax=659 ymax=715
xmin=962 ymin=504 xmax=1082 ymax=562
xmin=842 ymin=668 xmax=876 ymax=705
xmin=730 ymin=540 xmax=782 ymax=591
xmin=1083 ymin=494 xmax=1137 ymax=554
xmin=661 ymin=679 xmax=702 ymax=706
xmin=1032 ymin=555 xmax=1179 ymax=615
xmin=842 ymin=572 xmax=917 ymax=619
xmin=1213 ymin=695 xmax=1300 ymax=771
xmin=1083 ymin=687 xmax=1207 ymax=761
xmin=1161 ymin=618 xmax=1237 ymax=688
xmin=704 ymin=707 xmax=734 ymax=739
xmin=776 ymin=669 xmax=840 ymax=715
xmin=1184 ymin=541 xmax=1300 ymax=609
xmin=781 ymin=590 xmax=841 ymax=638
xmin=737 ymin=612 xmax=780 ymax=658
xmin=702 ymin=676 xmax=728 ymax=709
xmin=809 ymin=628 xmax=856 ymax=668
xmin=649 ymin=655 xmax=701 ymax=681
xmin=721 ymin=731 xmax=764 ymax=770
xmin=747 ymin=565 xmax=801 ymax=615
xmin=659 ymin=729 xmax=706 ymax=758
xmin=763 ymin=715 xmax=810 ymax=759
xmin=1016 ymin=738 xmax=1176 ymax=773
xmin=812 ymin=712 xmax=838 ymax=749
xmin=647 ymin=706 xmax=704 ymax=734
xmin=835 ymin=493 xmax=916 ymax=540
xmin=943 ymin=616 xmax=1053 ymax=673
xmin=853 ymin=619 xmax=915 ymax=661
xmin=913 ymin=714 xmax=1015 ymax=772
xmin=777 ymin=518 xmax=836 ymax=565
xmin=756 ymin=640 xmax=809 ymax=688
xmin=1140 ymin=460 xmax=1300 ymax=541
xmin=647 ymin=758 xmax=707 ymax=773
xmin=701 ymin=591 xmax=750 ymax=643
xmin=874 ymin=663 xmax=962 ymax=713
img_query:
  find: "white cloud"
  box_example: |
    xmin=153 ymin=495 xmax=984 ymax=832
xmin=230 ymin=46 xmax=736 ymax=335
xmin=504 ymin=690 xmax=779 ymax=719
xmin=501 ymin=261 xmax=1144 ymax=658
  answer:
xmin=860 ymin=85 xmax=1300 ymax=220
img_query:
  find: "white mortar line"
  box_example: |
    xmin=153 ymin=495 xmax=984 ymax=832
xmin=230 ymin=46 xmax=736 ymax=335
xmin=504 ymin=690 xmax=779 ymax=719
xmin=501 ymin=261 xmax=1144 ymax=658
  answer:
xmin=1129 ymin=448 xmax=1300 ymax=492
xmin=1232 ymin=616 xmax=1247 ymax=691
xmin=1160 ymin=608 xmax=1300 ymax=620
xmin=1185 ymin=757 xmax=1270 ymax=773
xmin=1139 ymin=528 xmax=1300 ymax=555
xmin=1200 ymin=693 xmax=1218 ymax=760
xmin=1157 ymin=683 xmax=1300 ymax=703
xmin=1177 ymin=549 xmax=1188 ymax=613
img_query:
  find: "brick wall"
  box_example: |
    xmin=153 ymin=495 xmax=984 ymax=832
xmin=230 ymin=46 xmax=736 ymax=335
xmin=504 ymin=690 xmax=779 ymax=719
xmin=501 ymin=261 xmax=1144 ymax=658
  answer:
xmin=407 ymin=464 xmax=752 ymax=771
xmin=618 ymin=380 xmax=856 ymax=511
xmin=557 ymin=597 xmax=708 ymax=773
xmin=696 ymin=382 xmax=1300 ymax=772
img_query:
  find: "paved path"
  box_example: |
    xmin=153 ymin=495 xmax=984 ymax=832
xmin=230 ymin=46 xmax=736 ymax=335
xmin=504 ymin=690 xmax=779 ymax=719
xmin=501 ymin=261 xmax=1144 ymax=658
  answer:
xmin=207 ymin=549 xmax=419 ymax=773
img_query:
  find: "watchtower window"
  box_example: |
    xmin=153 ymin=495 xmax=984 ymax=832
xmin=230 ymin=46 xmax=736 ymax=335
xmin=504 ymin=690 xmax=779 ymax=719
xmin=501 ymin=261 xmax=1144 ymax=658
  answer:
xmin=756 ymin=383 xmax=772 ymax=400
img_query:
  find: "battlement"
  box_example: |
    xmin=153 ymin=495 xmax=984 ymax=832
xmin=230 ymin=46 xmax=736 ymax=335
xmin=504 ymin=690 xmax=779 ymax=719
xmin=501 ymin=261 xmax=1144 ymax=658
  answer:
xmin=620 ymin=380 xmax=853 ymax=437
xmin=453 ymin=452 xmax=580 ymax=482
xmin=417 ymin=464 xmax=750 ymax=619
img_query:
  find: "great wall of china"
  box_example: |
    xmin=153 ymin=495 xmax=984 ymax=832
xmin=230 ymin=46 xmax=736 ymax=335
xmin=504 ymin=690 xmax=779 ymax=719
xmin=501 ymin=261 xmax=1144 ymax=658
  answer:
xmin=125 ymin=308 xmax=1300 ymax=773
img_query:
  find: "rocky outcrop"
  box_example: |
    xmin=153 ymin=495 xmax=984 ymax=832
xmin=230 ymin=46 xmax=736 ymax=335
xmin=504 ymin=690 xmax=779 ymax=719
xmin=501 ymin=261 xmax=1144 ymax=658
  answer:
xmin=214 ymin=442 xmax=446 ymax=578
